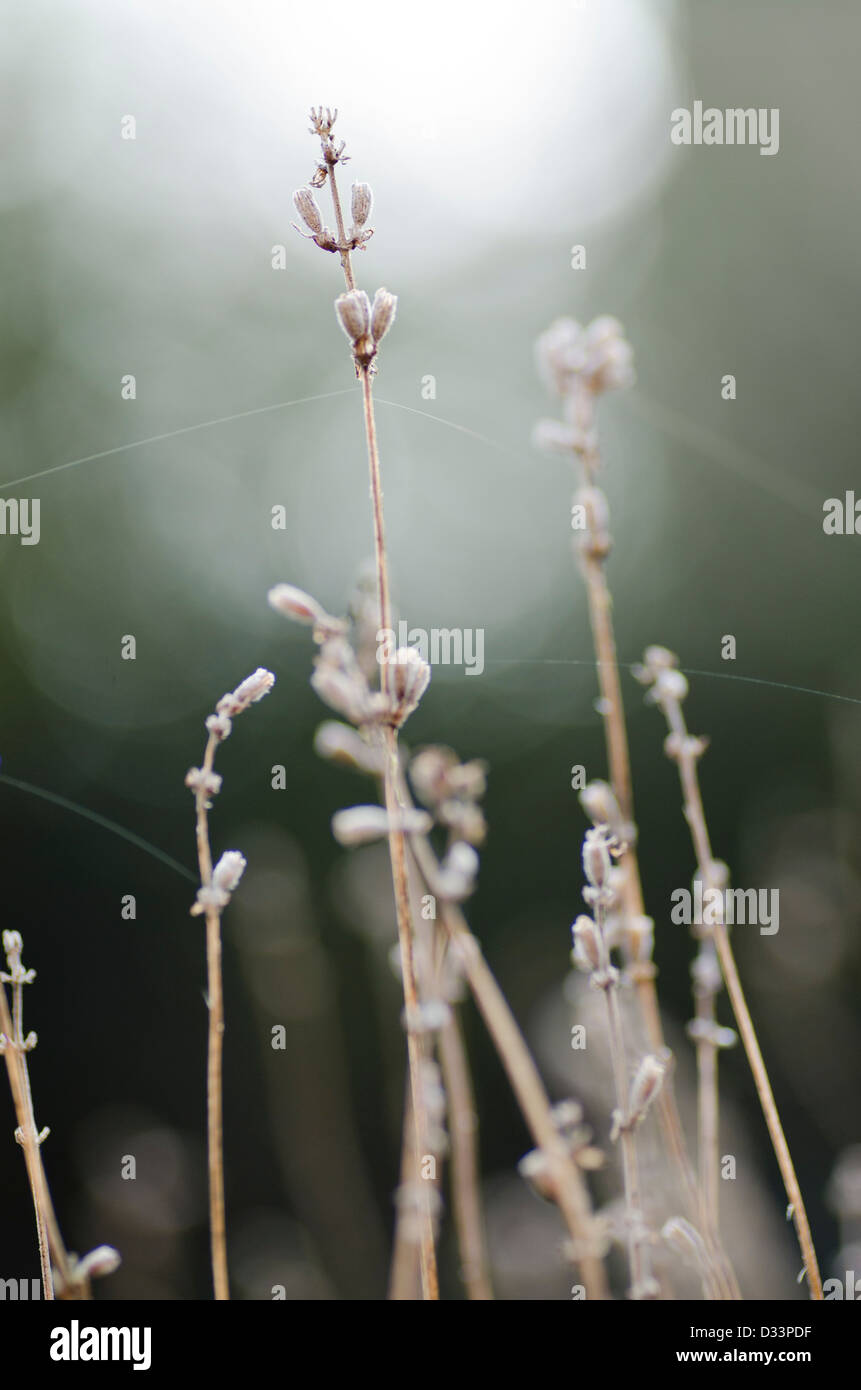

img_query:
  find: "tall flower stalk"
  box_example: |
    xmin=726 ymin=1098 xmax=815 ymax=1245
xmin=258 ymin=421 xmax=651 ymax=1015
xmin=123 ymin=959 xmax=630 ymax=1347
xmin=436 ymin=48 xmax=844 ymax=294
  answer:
xmin=186 ymin=666 xmax=275 ymax=1299
xmin=635 ymin=646 xmax=823 ymax=1300
xmin=0 ymin=931 xmax=120 ymax=1299
xmin=534 ymin=317 xmax=739 ymax=1300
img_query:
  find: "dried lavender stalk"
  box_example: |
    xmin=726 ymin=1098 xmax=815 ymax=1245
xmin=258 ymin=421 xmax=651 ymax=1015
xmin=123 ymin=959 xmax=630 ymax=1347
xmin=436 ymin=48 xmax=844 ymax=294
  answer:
xmin=0 ymin=932 xmax=119 ymax=1299
xmin=291 ymin=106 xmax=438 ymax=1298
xmin=186 ymin=666 xmax=275 ymax=1299
xmin=534 ymin=317 xmax=738 ymax=1300
xmin=574 ymin=830 xmax=660 ymax=1298
xmin=635 ymin=646 xmax=823 ymax=1300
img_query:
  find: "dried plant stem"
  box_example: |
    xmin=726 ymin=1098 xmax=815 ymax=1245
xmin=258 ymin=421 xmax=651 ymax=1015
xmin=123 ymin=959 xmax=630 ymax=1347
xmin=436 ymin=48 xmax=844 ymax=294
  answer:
xmin=659 ymin=688 xmax=823 ymax=1300
xmin=356 ymin=312 xmax=438 ymax=1297
xmin=693 ymin=942 xmax=721 ymax=1236
xmin=0 ymin=966 xmax=76 ymax=1299
xmin=402 ymin=819 xmax=608 ymax=1299
xmin=388 ymin=1083 xmax=422 ymax=1300
xmin=599 ymin=946 xmax=651 ymax=1294
xmin=574 ymin=428 xmax=703 ymax=1204
xmin=314 ymin=135 xmax=439 ymax=1296
xmin=437 ymin=1009 xmax=493 ymax=1300
xmin=193 ymin=730 xmax=230 ymax=1301
xmin=571 ymin=401 xmax=739 ymax=1300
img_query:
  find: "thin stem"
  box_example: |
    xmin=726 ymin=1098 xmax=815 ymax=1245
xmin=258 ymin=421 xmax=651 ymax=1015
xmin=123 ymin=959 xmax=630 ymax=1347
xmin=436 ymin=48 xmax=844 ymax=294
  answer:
xmin=317 ymin=134 xmax=439 ymax=1298
xmin=0 ymin=958 xmax=77 ymax=1298
xmin=438 ymin=1009 xmax=493 ymax=1300
xmin=570 ymin=394 xmax=738 ymax=1298
xmin=591 ymin=893 xmax=652 ymax=1297
xmin=194 ymin=731 xmax=230 ymax=1301
xmin=657 ymin=685 xmax=823 ymax=1300
xmin=404 ymin=822 xmax=608 ymax=1300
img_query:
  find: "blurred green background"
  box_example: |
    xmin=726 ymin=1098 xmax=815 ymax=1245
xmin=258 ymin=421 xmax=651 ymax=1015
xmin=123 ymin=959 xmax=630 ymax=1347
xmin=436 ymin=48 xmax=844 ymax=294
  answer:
xmin=1 ymin=0 xmax=859 ymax=1298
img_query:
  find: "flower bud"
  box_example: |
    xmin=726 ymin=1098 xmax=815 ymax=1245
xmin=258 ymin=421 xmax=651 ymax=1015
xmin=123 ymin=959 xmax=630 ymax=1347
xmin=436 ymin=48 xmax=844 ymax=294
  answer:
xmin=370 ymin=287 xmax=397 ymax=344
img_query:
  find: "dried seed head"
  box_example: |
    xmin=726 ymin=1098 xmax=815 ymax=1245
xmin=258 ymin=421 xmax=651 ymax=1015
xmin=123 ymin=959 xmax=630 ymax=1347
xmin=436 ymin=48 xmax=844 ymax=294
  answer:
xmin=309 ymin=106 xmax=338 ymax=138
xmin=664 ymin=731 xmax=709 ymax=762
xmin=533 ymin=419 xmax=589 ymax=456
xmin=205 ymin=712 xmax=232 ymax=742
xmin=579 ymin=779 xmax=623 ymax=833
xmin=410 ymin=745 xmax=459 ymax=805
xmin=293 ymin=187 xmax=323 ymax=236
xmin=627 ymin=914 xmax=655 ymax=964
xmin=517 ymin=1149 xmax=556 ymax=1203
xmin=267 ymin=583 xmax=328 ymax=626
xmin=535 ymin=314 xmax=634 ymax=398
xmin=370 ymin=287 xmax=397 ymax=345
xmin=438 ymin=797 xmax=487 ymax=846
xmin=390 ymin=647 xmax=431 ymax=726
xmin=687 ymin=1017 xmax=737 ymax=1050
xmin=191 ymin=850 xmax=246 ymax=916
xmin=313 ymin=721 xmax=385 ymax=775
xmin=690 ymin=946 xmax=722 ymax=997
xmin=582 ymin=826 xmax=612 ymax=889
xmin=335 ymin=289 xmax=371 ymax=345
xmin=185 ymin=766 xmax=223 ymax=799
xmin=332 ymin=804 xmax=432 ymax=847
xmin=74 ymin=1245 xmax=122 ymax=1282
xmin=628 ymin=1053 xmax=667 ymax=1124
xmin=216 ymin=668 xmax=275 ymax=717
xmin=311 ymin=663 xmax=382 ymax=727
xmin=351 ymin=181 xmax=373 ymax=228
xmin=212 ymin=851 xmax=247 ymax=894
xmin=437 ymin=841 xmax=480 ymax=902
xmin=651 ymin=667 xmax=689 ymax=705
xmin=571 ymin=914 xmax=602 ymax=973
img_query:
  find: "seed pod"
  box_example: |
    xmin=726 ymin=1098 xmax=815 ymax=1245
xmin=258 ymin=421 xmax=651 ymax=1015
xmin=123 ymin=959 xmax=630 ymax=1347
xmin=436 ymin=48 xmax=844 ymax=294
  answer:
xmin=370 ymin=287 xmax=397 ymax=344
xmin=582 ymin=827 xmax=612 ymax=888
xmin=351 ymin=181 xmax=373 ymax=228
xmin=335 ymin=289 xmax=372 ymax=345
xmin=293 ymin=187 xmax=323 ymax=235
xmin=579 ymin=779 xmax=622 ymax=833
xmin=390 ymin=647 xmax=431 ymax=725
xmin=267 ymin=583 xmax=327 ymax=625
xmin=571 ymin=915 xmax=602 ymax=973
xmin=212 ymin=851 xmax=247 ymax=894
xmin=628 ymin=1053 xmax=666 ymax=1123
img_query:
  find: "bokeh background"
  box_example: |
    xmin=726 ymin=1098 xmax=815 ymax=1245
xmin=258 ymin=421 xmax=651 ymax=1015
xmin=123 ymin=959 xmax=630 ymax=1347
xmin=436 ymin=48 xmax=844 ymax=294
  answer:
xmin=1 ymin=0 xmax=859 ymax=1299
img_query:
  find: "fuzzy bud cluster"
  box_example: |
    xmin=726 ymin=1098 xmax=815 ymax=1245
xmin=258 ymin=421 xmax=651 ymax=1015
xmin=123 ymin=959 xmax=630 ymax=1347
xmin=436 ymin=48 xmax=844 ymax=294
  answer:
xmin=410 ymin=745 xmax=487 ymax=846
xmin=535 ymin=315 xmax=635 ymax=401
xmin=331 ymin=804 xmax=431 ymax=848
xmin=334 ymin=287 xmax=397 ymax=372
xmin=191 ymin=851 xmax=247 ymax=917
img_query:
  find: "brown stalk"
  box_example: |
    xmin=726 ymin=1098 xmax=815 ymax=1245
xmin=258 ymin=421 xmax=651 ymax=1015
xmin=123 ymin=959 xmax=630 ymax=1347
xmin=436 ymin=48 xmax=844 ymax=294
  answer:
xmin=311 ymin=111 xmax=438 ymax=1299
xmin=654 ymin=680 xmax=822 ymax=1299
xmin=402 ymin=812 xmax=608 ymax=1299
xmin=0 ymin=940 xmax=80 ymax=1300
xmin=193 ymin=730 xmax=230 ymax=1301
xmin=567 ymin=387 xmax=738 ymax=1299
